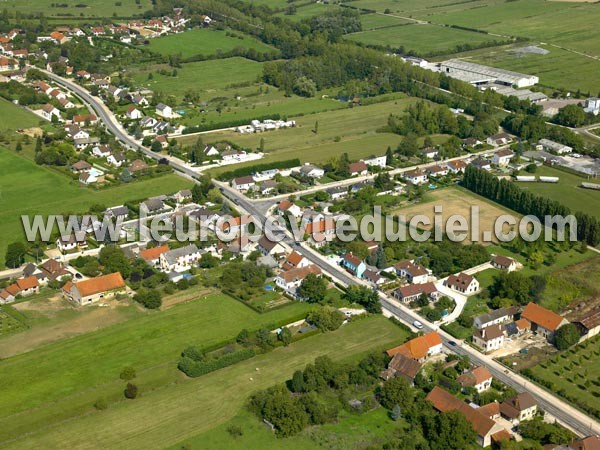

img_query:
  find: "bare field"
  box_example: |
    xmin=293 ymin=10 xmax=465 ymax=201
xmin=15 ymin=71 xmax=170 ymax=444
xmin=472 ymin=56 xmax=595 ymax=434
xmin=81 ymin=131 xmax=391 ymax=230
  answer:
xmin=393 ymin=186 xmax=519 ymax=243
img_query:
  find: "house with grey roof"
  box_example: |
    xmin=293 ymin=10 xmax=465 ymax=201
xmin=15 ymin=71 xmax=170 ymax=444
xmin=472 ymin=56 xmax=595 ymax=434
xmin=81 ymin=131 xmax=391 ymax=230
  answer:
xmin=159 ymin=244 xmax=202 ymax=273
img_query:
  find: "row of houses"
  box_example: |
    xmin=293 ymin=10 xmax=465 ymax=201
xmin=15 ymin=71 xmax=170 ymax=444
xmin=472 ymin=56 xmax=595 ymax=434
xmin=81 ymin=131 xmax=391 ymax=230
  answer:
xmin=0 ymin=259 xmax=71 ymax=304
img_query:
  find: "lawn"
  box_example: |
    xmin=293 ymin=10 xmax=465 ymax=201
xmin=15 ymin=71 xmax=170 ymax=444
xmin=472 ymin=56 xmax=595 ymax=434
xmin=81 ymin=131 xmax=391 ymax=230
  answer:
xmin=346 ymin=23 xmax=503 ymax=55
xmin=0 ymin=0 xmax=152 ymax=17
xmin=3 ymin=315 xmax=410 ymax=449
xmin=145 ymin=28 xmax=276 ymax=59
xmin=526 ymin=336 xmax=600 ymax=419
xmin=0 ymin=148 xmax=191 ymax=268
xmin=0 ymin=293 xmax=313 ymax=444
xmin=0 ymin=98 xmax=43 ymax=132
xmin=468 ymin=44 xmax=600 ymax=93
xmin=393 ymin=186 xmax=520 ymax=244
xmin=514 ymin=165 xmax=600 ymax=220
xmin=177 ymin=96 xmax=439 ymax=175
xmin=131 ymin=57 xmax=264 ymax=101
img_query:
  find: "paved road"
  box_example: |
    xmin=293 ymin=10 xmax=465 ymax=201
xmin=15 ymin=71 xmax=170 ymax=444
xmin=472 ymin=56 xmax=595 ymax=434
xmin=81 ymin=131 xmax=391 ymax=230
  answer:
xmin=221 ymin=182 xmax=600 ymax=438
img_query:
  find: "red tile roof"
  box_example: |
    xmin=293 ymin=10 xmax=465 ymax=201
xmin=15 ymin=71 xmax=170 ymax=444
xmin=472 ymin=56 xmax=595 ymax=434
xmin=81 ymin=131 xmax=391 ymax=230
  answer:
xmin=386 ymin=331 xmax=442 ymax=359
xmin=280 ymin=265 xmax=321 ymax=284
xmin=139 ymin=245 xmax=169 ymax=261
xmin=447 ymin=272 xmax=475 ymax=290
xmin=16 ymin=276 xmax=39 ymax=290
xmin=521 ymin=302 xmax=566 ymax=332
xmin=71 ymin=272 xmax=126 ymax=297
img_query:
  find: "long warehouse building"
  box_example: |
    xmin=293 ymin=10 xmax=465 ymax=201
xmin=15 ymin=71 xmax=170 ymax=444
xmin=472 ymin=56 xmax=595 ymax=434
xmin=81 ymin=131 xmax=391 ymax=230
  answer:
xmin=439 ymin=59 xmax=539 ymax=88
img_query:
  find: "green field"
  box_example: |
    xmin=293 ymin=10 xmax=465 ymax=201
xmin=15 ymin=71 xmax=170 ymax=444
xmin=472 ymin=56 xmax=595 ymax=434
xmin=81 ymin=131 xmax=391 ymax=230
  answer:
xmin=276 ymin=3 xmax=344 ymax=21
xmin=527 ymin=336 xmax=600 ymax=419
xmin=468 ymin=44 xmax=600 ymax=93
xmin=515 ymin=165 xmax=600 ymax=220
xmin=0 ymin=0 xmax=152 ymax=17
xmin=177 ymin=96 xmax=451 ymax=175
xmin=0 ymin=294 xmax=313 ymax=444
xmin=0 ymin=148 xmax=190 ymax=268
xmin=360 ymin=13 xmax=413 ymax=30
xmin=3 ymin=314 xmax=409 ymax=449
xmin=131 ymin=57 xmax=264 ymax=101
xmin=346 ymin=23 xmax=503 ymax=55
xmin=145 ymin=28 xmax=275 ymax=59
xmin=0 ymin=98 xmax=44 ymax=132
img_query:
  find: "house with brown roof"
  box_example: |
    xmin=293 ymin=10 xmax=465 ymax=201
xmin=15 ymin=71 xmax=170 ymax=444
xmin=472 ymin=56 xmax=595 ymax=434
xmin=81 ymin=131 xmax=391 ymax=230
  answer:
xmin=348 ymin=161 xmax=368 ymax=177
xmin=0 ymin=276 xmax=40 ymax=303
xmin=403 ymin=169 xmax=428 ymax=185
xmin=257 ymin=236 xmax=286 ymax=258
xmin=474 ymin=306 xmax=519 ymax=329
xmin=304 ymin=218 xmax=336 ymax=247
xmin=492 ymin=149 xmax=515 ymax=166
xmin=500 ymin=392 xmax=537 ymax=424
xmin=394 ymin=259 xmax=430 ymax=284
xmin=231 ymin=175 xmax=255 ymax=192
xmin=491 ymin=255 xmax=518 ymax=272
xmin=39 ymin=259 xmax=70 ymax=282
xmin=473 ymin=324 xmax=505 ymax=352
xmin=41 ymin=103 xmax=61 ymax=121
xmin=56 ymin=234 xmax=88 ymax=253
xmin=380 ymin=353 xmax=422 ymax=384
xmin=72 ymin=114 xmax=98 ymax=125
xmin=445 ymin=272 xmax=480 ymax=294
xmin=457 ymin=366 xmax=493 ymax=393
xmin=575 ymin=309 xmax=600 ymax=341
xmin=568 ymin=436 xmax=600 ymax=450
xmin=477 ymin=402 xmax=501 ymax=420
xmin=282 ymin=251 xmax=310 ymax=271
xmin=340 ymin=253 xmax=366 ymax=278
xmin=426 ymin=386 xmax=508 ymax=447
xmin=447 ymin=159 xmax=467 ymax=173
xmin=386 ymin=331 xmax=443 ymax=362
xmin=139 ymin=245 xmax=169 ymax=267
xmin=277 ymin=200 xmax=303 ymax=218
xmin=275 ymin=264 xmax=322 ymax=295
xmin=62 ymin=272 xmax=127 ymax=305
xmin=521 ymin=302 xmax=568 ymax=342
xmin=393 ymin=281 xmax=440 ymax=304
xmin=129 ymin=159 xmax=150 ymax=173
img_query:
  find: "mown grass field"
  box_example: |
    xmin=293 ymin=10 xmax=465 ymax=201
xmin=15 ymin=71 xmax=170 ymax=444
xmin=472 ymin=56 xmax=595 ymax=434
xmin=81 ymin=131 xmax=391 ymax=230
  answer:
xmin=360 ymin=13 xmax=413 ymax=30
xmin=468 ymin=44 xmax=600 ymax=93
xmin=275 ymin=2 xmax=343 ymax=21
xmin=177 ymin=96 xmax=449 ymax=175
xmin=0 ymin=98 xmax=43 ymax=132
xmin=0 ymin=294 xmax=314 ymax=444
xmin=515 ymin=165 xmax=600 ymax=220
xmin=0 ymin=0 xmax=152 ymax=17
xmin=145 ymin=28 xmax=275 ymax=59
xmin=0 ymin=148 xmax=190 ymax=268
xmin=3 ymin=315 xmax=410 ymax=449
xmin=131 ymin=57 xmax=264 ymax=101
xmin=346 ymin=23 xmax=502 ymax=55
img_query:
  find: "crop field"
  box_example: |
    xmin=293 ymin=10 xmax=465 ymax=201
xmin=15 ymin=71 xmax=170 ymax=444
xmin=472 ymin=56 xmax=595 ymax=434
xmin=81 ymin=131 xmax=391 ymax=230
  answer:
xmin=131 ymin=57 xmax=264 ymax=101
xmin=526 ymin=336 xmax=600 ymax=419
xmin=467 ymin=44 xmax=600 ymax=93
xmin=346 ymin=23 xmax=502 ymax=55
xmin=0 ymin=148 xmax=190 ymax=268
xmin=0 ymin=293 xmax=314 ymax=445
xmin=145 ymin=28 xmax=276 ymax=59
xmin=0 ymin=0 xmax=152 ymax=17
xmin=2 ymin=315 xmax=410 ymax=449
xmin=515 ymin=165 xmax=600 ymax=220
xmin=393 ymin=186 xmax=519 ymax=244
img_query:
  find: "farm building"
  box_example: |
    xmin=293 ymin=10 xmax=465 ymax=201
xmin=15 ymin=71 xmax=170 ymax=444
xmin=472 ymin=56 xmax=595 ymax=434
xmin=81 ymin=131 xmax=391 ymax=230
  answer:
xmin=439 ymin=60 xmax=538 ymax=88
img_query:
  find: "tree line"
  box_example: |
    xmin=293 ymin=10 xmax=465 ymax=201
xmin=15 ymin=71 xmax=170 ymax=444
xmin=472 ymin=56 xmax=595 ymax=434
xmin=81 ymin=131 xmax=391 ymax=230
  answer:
xmin=463 ymin=166 xmax=600 ymax=245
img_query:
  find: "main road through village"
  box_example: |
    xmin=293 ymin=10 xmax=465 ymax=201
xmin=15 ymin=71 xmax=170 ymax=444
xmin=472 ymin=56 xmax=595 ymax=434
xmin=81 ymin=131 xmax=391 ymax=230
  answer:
xmin=45 ymin=69 xmax=600 ymax=438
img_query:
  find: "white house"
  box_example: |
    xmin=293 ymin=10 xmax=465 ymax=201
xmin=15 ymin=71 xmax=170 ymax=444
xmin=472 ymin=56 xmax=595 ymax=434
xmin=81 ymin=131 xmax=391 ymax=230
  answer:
xmin=126 ymin=106 xmax=143 ymax=120
xmin=363 ymin=155 xmax=387 ymax=169
xmin=204 ymin=145 xmax=219 ymax=157
xmin=275 ymin=264 xmax=321 ymax=294
xmin=426 ymin=165 xmax=449 ymax=177
xmin=159 ymin=244 xmax=202 ymax=273
xmin=486 ymin=133 xmax=513 ymax=147
xmin=537 ymin=138 xmax=572 ymax=155
xmin=277 ymin=200 xmax=303 ymax=218
xmin=457 ymin=366 xmax=493 ymax=393
xmin=491 ymin=255 xmax=517 ymax=272
xmin=404 ymin=169 xmax=428 ymax=185
xmin=232 ymin=175 xmax=255 ymax=191
xmin=107 ymin=152 xmax=126 ymax=167
xmin=92 ymin=145 xmax=112 ymax=158
xmin=447 ymin=160 xmax=467 ymax=173
xmin=155 ymin=103 xmax=173 ymax=118
xmin=492 ymin=149 xmax=514 ymax=166
xmin=584 ymin=98 xmax=600 ymax=115
xmin=41 ymin=103 xmax=60 ymax=121
xmin=298 ymin=163 xmax=325 ymax=179
xmin=56 ymin=234 xmax=87 ymax=253
xmin=445 ymin=273 xmax=479 ymax=294
xmin=500 ymin=393 xmax=538 ymax=424
xmin=473 ymin=306 xmax=518 ymax=329
xmin=62 ymin=272 xmax=126 ymax=306
xmin=394 ymin=260 xmax=430 ymax=284
xmin=348 ymin=161 xmax=368 ymax=177
xmin=473 ymin=324 xmax=505 ymax=352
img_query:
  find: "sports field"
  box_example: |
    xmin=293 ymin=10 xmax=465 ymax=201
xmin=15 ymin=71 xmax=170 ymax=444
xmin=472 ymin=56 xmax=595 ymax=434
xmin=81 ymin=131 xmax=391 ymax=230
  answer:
xmin=515 ymin=165 xmax=600 ymax=220
xmin=393 ymin=186 xmax=519 ymax=243
xmin=0 ymin=148 xmax=190 ymax=268
xmin=0 ymin=0 xmax=152 ymax=17
xmin=145 ymin=28 xmax=276 ymax=59
xmin=2 ymin=315 xmax=409 ymax=449
xmin=346 ymin=23 xmax=503 ymax=55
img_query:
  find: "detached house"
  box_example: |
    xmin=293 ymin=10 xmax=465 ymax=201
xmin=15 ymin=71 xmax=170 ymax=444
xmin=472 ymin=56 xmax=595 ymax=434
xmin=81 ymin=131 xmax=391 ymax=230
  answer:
xmin=492 ymin=149 xmax=514 ymax=166
xmin=275 ymin=264 xmax=322 ymax=295
xmin=277 ymin=200 xmax=303 ymax=218
xmin=231 ymin=175 xmax=255 ymax=191
xmin=159 ymin=244 xmax=202 ymax=273
xmin=155 ymin=102 xmax=173 ymax=118
xmin=404 ymin=169 xmax=428 ymax=185
xmin=426 ymin=165 xmax=449 ymax=177
xmin=447 ymin=160 xmax=467 ymax=173
xmin=298 ymin=164 xmax=324 ymax=179
xmin=386 ymin=332 xmax=443 ymax=363
xmin=348 ymin=161 xmax=368 ymax=177
xmin=340 ymin=253 xmax=366 ymax=278
xmin=500 ymin=392 xmax=537 ymax=424
xmin=473 ymin=324 xmax=505 ymax=352
xmin=126 ymin=106 xmax=142 ymax=120
xmin=257 ymin=235 xmax=286 ymax=258
xmin=41 ymin=103 xmax=61 ymax=120
xmin=521 ymin=302 xmax=568 ymax=342
xmin=393 ymin=282 xmax=440 ymax=303
xmin=107 ymin=152 xmax=126 ymax=167
xmin=394 ymin=259 xmax=430 ymax=284
xmin=62 ymin=272 xmax=127 ymax=306
xmin=445 ymin=273 xmax=479 ymax=294
xmin=140 ymin=198 xmax=167 ymax=216
xmin=457 ymin=366 xmax=493 ymax=393
xmin=487 ymin=133 xmax=513 ymax=147
xmin=473 ymin=306 xmax=518 ymax=329
xmin=491 ymin=255 xmax=517 ymax=272
xmin=380 ymin=353 xmax=422 ymax=384
xmin=56 ymin=234 xmax=87 ymax=253
xmin=140 ymin=245 xmax=170 ymax=267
